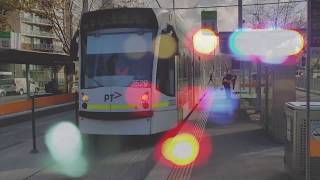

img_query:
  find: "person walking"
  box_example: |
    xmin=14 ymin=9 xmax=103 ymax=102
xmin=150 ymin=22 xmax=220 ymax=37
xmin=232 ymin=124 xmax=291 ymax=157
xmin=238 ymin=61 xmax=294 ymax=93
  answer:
xmin=222 ymin=72 xmax=232 ymax=98
xmin=208 ymin=72 xmax=214 ymax=85
xmin=231 ymin=74 xmax=237 ymax=90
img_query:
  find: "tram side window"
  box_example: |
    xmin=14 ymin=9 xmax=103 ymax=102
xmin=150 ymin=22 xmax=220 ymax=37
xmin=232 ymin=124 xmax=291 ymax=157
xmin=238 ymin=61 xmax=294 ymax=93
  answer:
xmin=156 ymin=57 xmax=175 ymax=97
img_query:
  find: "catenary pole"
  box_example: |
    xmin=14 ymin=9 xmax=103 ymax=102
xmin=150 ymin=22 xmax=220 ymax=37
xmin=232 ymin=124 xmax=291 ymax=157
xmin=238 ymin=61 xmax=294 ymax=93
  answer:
xmin=305 ymin=0 xmax=311 ymax=179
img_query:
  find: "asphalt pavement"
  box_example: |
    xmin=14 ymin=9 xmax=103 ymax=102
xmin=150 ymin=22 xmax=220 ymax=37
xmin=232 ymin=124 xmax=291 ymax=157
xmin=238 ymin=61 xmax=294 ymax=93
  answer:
xmin=146 ymin=94 xmax=289 ymax=180
xmin=0 ymin=110 xmax=160 ymax=180
xmin=190 ymin=101 xmax=288 ymax=180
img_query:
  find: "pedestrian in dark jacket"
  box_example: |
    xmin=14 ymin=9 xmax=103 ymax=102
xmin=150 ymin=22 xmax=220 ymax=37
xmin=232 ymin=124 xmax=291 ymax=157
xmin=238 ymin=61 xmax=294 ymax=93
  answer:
xmin=231 ymin=74 xmax=237 ymax=90
xmin=222 ymin=73 xmax=232 ymax=98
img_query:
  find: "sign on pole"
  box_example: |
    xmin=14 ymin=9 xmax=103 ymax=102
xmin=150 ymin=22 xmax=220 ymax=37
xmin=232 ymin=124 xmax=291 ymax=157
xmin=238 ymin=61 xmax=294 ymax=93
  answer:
xmin=310 ymin=0 xmax=320 ymax=159
xmin=201 ymin=11 xmax=218 ymax=32
xmin=311 ymin=0 xmax=320 ymax=47
xmin=0 ymin=32 xmax=10 ymax=49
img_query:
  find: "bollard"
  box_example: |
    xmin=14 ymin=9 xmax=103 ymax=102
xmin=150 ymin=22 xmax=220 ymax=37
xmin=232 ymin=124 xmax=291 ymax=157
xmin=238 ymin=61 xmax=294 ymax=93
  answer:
xmin=30 ymin=95 xmax=39 ymax=154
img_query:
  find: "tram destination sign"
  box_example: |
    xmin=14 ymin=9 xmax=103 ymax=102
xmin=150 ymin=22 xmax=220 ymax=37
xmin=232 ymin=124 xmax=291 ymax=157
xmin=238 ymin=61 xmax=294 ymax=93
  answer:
xmin=311 ymin=0 xmax=320 ymax=47
xmin=81 ymin=9 xmax=158 ymax=32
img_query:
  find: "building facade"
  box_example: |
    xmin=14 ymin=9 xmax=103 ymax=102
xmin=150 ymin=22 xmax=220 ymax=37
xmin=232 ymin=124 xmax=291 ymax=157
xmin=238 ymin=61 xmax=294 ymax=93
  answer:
xmin=6 ymin=11 xmax=63 ymax=53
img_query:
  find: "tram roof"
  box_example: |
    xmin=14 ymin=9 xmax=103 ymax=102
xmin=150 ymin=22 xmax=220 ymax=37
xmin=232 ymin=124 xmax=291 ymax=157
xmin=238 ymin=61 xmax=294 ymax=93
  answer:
xmin=0 ymin=49 xmax=74 ymax=65
xmin=81 ymin=8 xmax=159 ymax=31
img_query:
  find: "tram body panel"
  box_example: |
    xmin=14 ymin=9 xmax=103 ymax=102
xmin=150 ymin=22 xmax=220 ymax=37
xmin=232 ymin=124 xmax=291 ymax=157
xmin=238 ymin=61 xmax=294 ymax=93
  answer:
xmin=79 ymin=117 xmax=151 ymax=135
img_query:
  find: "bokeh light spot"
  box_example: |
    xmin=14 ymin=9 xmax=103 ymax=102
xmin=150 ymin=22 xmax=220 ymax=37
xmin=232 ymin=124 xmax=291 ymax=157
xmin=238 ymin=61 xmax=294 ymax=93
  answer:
xmin=124 ymin=34 xmax=148 ymax=59
xmin=45 ymin=122 xmax=88 ymax=177
xmin=193 ymin=29 xmax=218 ymax=55
xmin=204 ymin=88 xmax=239 ymax=125
xmin=161 ymin=133 xmax=200 ymax=166
xmin=229 ymin=28 xmax=305 ymax=64
xmin=155 ymin=34 xmax=177 ymax=59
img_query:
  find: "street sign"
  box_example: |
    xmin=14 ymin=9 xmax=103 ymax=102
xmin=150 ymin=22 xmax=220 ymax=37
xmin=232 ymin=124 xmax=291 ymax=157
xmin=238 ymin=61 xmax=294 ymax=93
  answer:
xmin=201 ymin=11 xmax=218 ymax=32
xmin=0 ymin=32 xmax=10 ymax=49
xmin=311 ymin=0 xmax=320 ymax=47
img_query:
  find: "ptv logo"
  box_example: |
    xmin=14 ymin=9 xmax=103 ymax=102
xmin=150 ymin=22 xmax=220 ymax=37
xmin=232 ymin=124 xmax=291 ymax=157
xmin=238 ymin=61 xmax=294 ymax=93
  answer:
xmin=104 ymin=91 xmax=122 ymax=102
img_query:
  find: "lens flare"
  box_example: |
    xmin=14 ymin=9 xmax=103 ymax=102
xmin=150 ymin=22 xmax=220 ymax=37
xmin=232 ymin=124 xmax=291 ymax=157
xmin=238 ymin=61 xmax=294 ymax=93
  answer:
xmin=193 ymin=28 xmax=219 ymax=55
xmin=154 ymin=123 xmax=212 ymax=168
xmin=229 ymin=28 xmax=305 ymax=64
xmin=124 ymin=34 xmax=148 ymax=59
xmin=204 ymin=88 xmax=239 ymax=125
xmin=45 ymin=122 xmax=88 ymax=177
xmin=162 ymin=133 xmax=200 ymax=166
xmin=154 ymin=34 xmax=177 ymax=59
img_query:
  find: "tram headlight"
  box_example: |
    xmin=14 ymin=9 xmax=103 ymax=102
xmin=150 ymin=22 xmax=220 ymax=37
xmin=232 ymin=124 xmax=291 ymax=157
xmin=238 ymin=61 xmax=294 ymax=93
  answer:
xmin=82 ymin=95 xmax=89 ymax=103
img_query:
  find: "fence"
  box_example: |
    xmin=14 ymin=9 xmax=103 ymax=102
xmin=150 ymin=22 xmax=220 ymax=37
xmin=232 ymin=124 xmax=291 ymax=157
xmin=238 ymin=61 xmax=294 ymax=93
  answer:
xmin=296 ymin=77 xmax=320 ymax=92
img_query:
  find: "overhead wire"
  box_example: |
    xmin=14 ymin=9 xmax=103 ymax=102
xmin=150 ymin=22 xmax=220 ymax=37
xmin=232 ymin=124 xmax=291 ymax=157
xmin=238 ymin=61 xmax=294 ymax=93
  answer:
xmin=158 ymin=0 xmax=306 ymax=9
xmin=154 ymin=0 xmax=162 ymax=8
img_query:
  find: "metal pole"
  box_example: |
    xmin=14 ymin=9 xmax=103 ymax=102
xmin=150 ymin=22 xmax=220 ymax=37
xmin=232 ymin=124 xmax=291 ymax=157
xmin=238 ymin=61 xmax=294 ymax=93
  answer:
xmin=192 ymin=35 xmax=195 ymax=106
xmin=265 ymin=66 xmax=269 ymax=132
xmin=249 ymin=63 xmax=252 ymax=94
xmin=305 ymin=0 xmax=311 ymax=179
xmin=238 ymin=0 xmax=244 ymax=96
xmin=26 ymin=64 xmax=30 ymax=97
xmin=256 ymin=62 xmax=262 ymax=112
xmin=173 ymin=0 xmax=175 ymax=10
xmin=30 ymin=95 xmax=38 ymax=153
xmin=83 ymin=0 xmax=88 ymax=13
xmin=75 ymin=92 xmax=79 ymax=126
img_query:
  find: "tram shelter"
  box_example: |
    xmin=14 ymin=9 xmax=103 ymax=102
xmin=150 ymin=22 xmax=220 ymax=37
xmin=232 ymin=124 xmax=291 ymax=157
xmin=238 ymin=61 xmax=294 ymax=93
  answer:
xmin=0 ymin=49 xmax=75 ymax=116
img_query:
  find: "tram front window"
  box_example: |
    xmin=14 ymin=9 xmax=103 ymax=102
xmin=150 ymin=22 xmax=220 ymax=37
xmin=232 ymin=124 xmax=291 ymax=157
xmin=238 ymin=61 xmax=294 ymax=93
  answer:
xmin=82 ymin=29 xmax=154 ymax=88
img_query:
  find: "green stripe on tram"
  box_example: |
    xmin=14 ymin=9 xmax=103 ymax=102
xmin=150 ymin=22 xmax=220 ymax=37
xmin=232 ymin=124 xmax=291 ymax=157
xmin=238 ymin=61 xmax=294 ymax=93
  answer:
xmin=87 ymin=104 xmax=136 ymax=110
xmin=87 ymin=102 xmax=171 ymax=110
xmin=87 ymin=104 xmax=108 ymax=110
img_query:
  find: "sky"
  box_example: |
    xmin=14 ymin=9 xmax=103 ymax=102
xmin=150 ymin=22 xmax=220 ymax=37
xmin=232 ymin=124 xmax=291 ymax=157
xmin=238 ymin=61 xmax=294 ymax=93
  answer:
xmin=155 ymin=0 xmax=306 ymax=31
xmin=88 ymin=0 xmax=306 ymax=32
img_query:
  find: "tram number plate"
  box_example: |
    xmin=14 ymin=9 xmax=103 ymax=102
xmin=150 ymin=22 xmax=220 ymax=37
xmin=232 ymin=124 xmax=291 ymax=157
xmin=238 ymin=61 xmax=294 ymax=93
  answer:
xmin=104 ymin=92 xmax=122 ymax=102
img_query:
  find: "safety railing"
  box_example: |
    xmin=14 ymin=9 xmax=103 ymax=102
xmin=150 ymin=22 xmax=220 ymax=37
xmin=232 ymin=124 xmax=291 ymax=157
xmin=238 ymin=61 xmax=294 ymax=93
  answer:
xmin=296 ymin=76 xmax=320 ymax=92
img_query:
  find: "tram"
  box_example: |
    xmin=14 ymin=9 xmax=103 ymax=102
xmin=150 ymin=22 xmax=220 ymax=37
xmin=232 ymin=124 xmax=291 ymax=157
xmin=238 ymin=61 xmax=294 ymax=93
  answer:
xmin=78 ymin=8 xmax=213 ymax=135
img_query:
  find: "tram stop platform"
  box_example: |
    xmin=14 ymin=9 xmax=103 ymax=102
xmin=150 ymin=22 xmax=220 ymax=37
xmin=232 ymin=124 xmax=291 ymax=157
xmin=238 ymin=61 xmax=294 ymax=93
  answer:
xmin=146 ymin=91 xmax=288 ymax=180
xmin=0 ymin=93 xmax=75 ymax=127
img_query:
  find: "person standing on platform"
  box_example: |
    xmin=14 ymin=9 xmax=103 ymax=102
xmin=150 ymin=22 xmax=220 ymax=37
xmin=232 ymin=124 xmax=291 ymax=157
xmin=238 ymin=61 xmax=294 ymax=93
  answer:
xmin=231 ymin=74 xmax=237 ymax=90
xmin=222 ymin=72 xmax=232 ymax=98
xmin=208 ymin=72 xmax=214 ymax=85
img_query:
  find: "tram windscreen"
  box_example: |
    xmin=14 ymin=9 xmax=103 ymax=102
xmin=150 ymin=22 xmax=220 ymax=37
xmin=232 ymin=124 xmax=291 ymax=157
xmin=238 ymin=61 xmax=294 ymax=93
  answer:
xmin=82 ymin=29 xmax=154 ymax=88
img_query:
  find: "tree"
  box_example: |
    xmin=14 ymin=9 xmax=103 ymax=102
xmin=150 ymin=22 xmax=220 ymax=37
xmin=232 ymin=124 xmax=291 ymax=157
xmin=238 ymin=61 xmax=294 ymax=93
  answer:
xmin=0 ymin=0 xmax=80 ymax=54
xmin=20 ymin=0 xmax=75 ymax=54
xmin=244 ymin=0 xmax=306 ymax=29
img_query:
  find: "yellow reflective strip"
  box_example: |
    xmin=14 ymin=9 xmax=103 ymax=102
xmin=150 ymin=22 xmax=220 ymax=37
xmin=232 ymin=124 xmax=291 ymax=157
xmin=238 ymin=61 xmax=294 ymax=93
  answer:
xmin=110 ymin=104 xmax=136 ymax=110
xmin=87 ymin=104 xmax=108 ymax=110
xmin=152 ymin=102 xmax=170 ymax=109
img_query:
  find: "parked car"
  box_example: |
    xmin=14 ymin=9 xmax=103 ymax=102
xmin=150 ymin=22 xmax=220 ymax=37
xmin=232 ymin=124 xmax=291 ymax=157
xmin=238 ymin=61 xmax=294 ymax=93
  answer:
xmin=0 ymin=78 xmax=16 ymax=95
xmin=0 ymin=88 xmax=6 ymax=97
xmin=45 ymin=79 xmax=59 ymax=94
xmin=14 ymin=78 xmax=40 ymax=95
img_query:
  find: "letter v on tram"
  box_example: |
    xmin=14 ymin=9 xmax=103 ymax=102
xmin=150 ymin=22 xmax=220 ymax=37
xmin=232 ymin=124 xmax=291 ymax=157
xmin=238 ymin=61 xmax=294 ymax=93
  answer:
xmin=78 ymin=8 xmax=214 ymax=135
